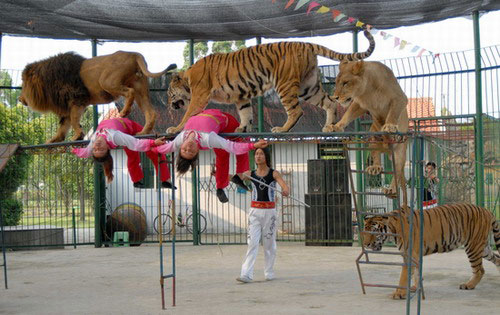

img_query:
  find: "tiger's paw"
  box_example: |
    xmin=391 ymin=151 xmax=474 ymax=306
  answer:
xmin=459 ymin=283 xmax=476 ymax=290
xmin=167 ymin=126 xmax=181 ymax=134
xmin=322 ymin=124 xmax=344 ymax=133
xmin=391 ymin=289 xmax=407 ymax=300
xmin=365 ymin=165 xmax=382 ymax=175
xmin=271 ymin=126 xmax=287 ymax=133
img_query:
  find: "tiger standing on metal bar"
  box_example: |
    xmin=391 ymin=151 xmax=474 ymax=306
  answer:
xmin=165 ymin=29 xmax=375 ymax=134
xmin=362 ymin=203 xmax=500 ymax=299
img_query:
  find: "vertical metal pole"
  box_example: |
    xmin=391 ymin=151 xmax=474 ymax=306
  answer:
xmin=157 ymin=154 xmax=165 ymax=309
xmin=436 ymin=139 xmax=443 ymax=205
xmin=256 ymin=37 xmax=264 ymax=132
xmin=473 ymin=11 xmax=485 ymax=207
xmin=91 ymin=39 xmax=104 ymax=247
xmin=352 ymin=30 xmax=364 ymax=241
xmin=417 ymin=136 xmax=425 ymax=314
xmin=188 ymin=39 xmax=200 ymax=245
xmin=0 ymin=206 xmax=8 ymax=289
xmin=0 ymin=44 xmax=9 ymax=282
xmin=171 ymin=152 xmax=176 ymax=306
xmin=0 ymin=32 xmax=3 ymax=69
xmin=72 ymin=207 xmax=77 ymax=249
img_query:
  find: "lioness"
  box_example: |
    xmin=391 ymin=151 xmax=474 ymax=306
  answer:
xmin=326 ymin=60 xmax=408 ymax=199
xmin=19 ymin=51 xmax=176 ymax=143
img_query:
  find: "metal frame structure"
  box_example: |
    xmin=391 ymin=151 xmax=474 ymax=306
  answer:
xmin=345 ymin=134 xmax=424 ymax=313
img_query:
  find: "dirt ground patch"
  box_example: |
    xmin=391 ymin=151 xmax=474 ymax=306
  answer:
xmin=0 ymin=243 xmax=499 ymax=314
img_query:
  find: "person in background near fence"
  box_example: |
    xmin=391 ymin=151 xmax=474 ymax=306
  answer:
xmin=72 ymin=117 xmax=175 ymax=189
xmin=154 ymin=109 xmax=268 ymax=203
xmin=423 ymin=161 xmax=439 ymax=209
xmin=236 ymin=147 xmax=289 ymax=283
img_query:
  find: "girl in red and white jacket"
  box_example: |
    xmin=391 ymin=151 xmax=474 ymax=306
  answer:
xmin=72 ymin=118 xmax=174 ymax=189
xmin=154 ymin=109 xmax=267 ymax=202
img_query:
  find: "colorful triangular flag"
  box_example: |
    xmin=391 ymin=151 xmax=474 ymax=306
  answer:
xmin=399 ymin=40 xmax=408 ymax=50
xmin=417 ymin=48 xmax=426 ymax=57
xmin=394 ymin=37 xmax=401 ymax=48
xmin=295 ymin=0 xmax=310 ymax=10
xmin=306 ymin=1 xmax=321 ymax=15
xmin=285 ymin=0 xmax=296 ymax=10
xmin=317 ymin=6 xmax=330 ymax=13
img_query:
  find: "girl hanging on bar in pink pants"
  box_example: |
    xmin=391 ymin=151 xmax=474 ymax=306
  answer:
xmin=154 ymin=109 xmax=268 ymax=202
xmin=72 ymin=118 xmax=174 ymax=189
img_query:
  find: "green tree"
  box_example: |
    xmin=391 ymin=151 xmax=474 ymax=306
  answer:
xmin=212 ymin=40 xmax=246 ymax=54
xmin=181 ymin=41 xmax=208 ymax=70
xmin=0 ymin=70 xmax=21 ymax=107
xmin=0 ymin=103 xmax=45 ymax=225
xmin=27 ymin=109 xmax=96 ymax=219
xmin=181 ymin=40 xmax=247 ymax=70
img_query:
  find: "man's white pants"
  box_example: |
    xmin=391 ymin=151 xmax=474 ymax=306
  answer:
xmin=240 ymin=208 xmax=277 ymax=280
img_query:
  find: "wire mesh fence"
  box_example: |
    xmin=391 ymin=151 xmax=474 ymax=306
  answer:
xmin=0 ymin=45 xmax=499 ymax=248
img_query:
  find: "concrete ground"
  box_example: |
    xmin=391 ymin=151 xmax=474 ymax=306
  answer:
xmin=0 ymin=242 xmax=498 ymax=315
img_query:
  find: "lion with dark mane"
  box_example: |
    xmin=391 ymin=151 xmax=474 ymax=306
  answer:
xmin=19 ymin=51 xmax=176 ymax=143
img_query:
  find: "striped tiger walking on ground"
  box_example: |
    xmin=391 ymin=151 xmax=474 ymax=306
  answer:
xmin=362 ymin=203 xmax=500 ymax=299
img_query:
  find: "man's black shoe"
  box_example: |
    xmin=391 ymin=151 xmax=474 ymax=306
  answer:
xmin=216 ymin=189 xmax=229 ymax=203
xmin=161 ymin=181 xmax=177 ymax=190
xmin=133 ymin=181 xmax=145 ymax=188
xmin=231 ymin=175 xmax=250 ymax=191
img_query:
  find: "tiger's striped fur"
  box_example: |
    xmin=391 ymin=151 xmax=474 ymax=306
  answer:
xmin=363 ymin=203 xmax=500 ymax=299
xmin=166 ymin=30 xmax=375 ymax=134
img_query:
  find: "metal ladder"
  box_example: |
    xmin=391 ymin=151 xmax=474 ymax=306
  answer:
xmin=343 ymin=139 xmax=424 ymax=301
xmin=279 ymin=169 xmax=294 ymax=234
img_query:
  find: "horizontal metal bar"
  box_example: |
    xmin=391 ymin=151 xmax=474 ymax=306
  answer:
xmin=344 ymin=147 xmax=392 ymax=151
xmin=358 ymin=212 xmax=399 ymax=217
xmin=354 ymin=191 xmax=390 ymax=196
xmin=362 ymin=283 xmax=407 ymax=289
xmin=360 ymin=114 xmax=477 ymax=125
xmin=350 ymin=169 xmax=395 ymax=175
xmin=358 ymin=261 xmax=405 ymax=266
xmin=220 ymin=131 xmax=414 ymax=138
xmin=363 ymin=250 xmax=403 ymax=256
xmin=162 ymin=274 xmax=174 ymax=279
xmin=395 ymin=65 xmax=500 ymax=80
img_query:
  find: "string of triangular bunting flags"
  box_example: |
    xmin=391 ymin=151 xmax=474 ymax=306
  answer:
xmin=272 ymin=0 xmax=441 ymax=59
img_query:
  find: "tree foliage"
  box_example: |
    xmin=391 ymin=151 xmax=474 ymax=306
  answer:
xmin=181 ymin=40 xmax=246 ymax=70
xmin=1 ymin=69 xmax=96 ymax=224
xmin=0 ymin=70 xmax=21 ymax=107
xmin=181 ymin=41 xmax=209 ymax=70
xmin=0 ymin=94 xmax=43 ymax=225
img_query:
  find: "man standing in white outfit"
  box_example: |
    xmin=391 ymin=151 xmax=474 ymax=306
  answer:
xmin=237 ymin=148 xmax=289 ymax=283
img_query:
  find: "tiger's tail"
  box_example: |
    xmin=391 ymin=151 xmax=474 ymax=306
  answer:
xmin=312 ymin=29 xmax=375 ymax=62
xmin=483 ymin=220 xmax=500 ymax=271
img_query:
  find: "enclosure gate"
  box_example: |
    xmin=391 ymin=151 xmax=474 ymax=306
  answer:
xmin=344 ymin=136 xmax=424 ymax=311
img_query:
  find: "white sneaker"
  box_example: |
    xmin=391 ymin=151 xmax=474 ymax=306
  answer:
xmin=265 ymin=276 xmax=274 ymax=281
xmin=236 ymin=276 xmax=252 ymax=283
